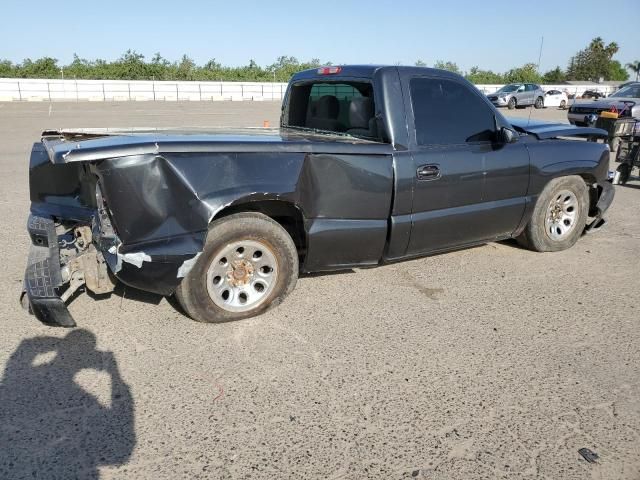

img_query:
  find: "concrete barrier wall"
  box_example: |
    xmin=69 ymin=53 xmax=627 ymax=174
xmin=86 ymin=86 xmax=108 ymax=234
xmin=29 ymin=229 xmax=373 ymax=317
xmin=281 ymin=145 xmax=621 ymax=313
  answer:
xmin=0 ymin=78 xmax=289 ymax=102
xmin=0 ymin=78 xmax=619 ymax=102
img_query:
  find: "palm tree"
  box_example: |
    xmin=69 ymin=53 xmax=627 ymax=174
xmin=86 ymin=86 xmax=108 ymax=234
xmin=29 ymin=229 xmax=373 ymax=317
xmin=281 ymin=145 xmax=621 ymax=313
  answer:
xmin=627 ymin=61 xmax=640 ymax=81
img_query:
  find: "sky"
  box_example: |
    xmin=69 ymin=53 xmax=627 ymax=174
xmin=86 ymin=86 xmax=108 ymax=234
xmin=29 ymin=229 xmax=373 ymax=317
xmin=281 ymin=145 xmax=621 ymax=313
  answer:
xmin=2 ymin=0 xmax=639 ymax=74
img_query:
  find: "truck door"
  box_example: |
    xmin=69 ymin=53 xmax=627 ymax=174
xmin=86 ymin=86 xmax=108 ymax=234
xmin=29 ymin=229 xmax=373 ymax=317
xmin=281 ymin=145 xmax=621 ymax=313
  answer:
xmin=401 ymin=74 xmax=530 ymax=256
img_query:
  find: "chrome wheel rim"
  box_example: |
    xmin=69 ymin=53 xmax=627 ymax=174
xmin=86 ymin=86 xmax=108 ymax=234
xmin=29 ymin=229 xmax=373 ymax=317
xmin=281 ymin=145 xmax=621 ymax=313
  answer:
xmin=206 ymin=239 xmax=278 ymax=312
xmin=545 ymin=189 xmax=578 ymax=241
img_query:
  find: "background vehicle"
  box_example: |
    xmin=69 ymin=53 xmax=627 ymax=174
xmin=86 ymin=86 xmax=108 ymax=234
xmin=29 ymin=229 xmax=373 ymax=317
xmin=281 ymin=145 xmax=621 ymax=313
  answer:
xmin=487 ymin=83 xmax=545 ymax=109
xmin=23 ymin=66 xmax=613 ymax=327
xmin=581 ymin=90 xmax=606 ymax=99
xmin=544 ymin=89 xmax=569 ymax=109
xmin=568 ymin=82 xmax=640 ymax=150
xmin=569 ymin=83 xmax=640 ymax=126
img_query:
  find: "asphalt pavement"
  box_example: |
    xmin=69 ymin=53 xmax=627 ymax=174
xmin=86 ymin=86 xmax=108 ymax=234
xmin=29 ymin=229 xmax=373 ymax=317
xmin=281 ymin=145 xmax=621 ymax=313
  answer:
xmin=1 ymin=100 xmax=639 ymax=479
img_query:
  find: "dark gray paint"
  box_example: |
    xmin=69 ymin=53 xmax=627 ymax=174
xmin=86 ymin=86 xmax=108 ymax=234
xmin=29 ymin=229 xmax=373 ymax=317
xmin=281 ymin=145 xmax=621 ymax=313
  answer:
xmin=24 ymin=65 xmax=614 ymax=326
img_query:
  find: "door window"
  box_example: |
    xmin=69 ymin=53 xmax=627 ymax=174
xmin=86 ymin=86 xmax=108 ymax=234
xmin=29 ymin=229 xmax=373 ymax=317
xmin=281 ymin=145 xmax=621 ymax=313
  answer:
xmin=410 ymin=77 xmax=496 ymax=146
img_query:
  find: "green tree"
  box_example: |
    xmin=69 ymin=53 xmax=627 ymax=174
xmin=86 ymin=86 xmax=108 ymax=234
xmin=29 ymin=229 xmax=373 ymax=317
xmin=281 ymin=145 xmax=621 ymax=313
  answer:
xmin=115 ymin=50 xmax=148 ymax=79
xmin=433 ymin=60 xmax=461 ymax=74
xmin=204 ymin=58 xmax=221 ymax=71
xmin=414 ymin=59 xmax=427 ymax=67
xmin=147 ymin=53 xmax=170 ymax=80
xmin=626 ymin=60 xmax=640 ymax=81
xmin=542 ymin=66 xmax=566 ymax=83
xmin=18 ymin=57 xmax=59 ymax=78
xmin=65 ymin=54 xmax=93 ymax=79
xmin=0 ymin=59 xmax=15 ymax=77
xmin=465 ymin=66 xmax=504 ymax=84
xmin=608 ymin=60 xmax=629 ymax=82
xmin=175 ymin=54 xmax=196 ymax=80
xmin=267 ymin=56 xmax=301 ymax=82
xmin=504 ymin=63 xmax=542 ymax=83
xmin=566 ymin=37 xmax=621 ymax=81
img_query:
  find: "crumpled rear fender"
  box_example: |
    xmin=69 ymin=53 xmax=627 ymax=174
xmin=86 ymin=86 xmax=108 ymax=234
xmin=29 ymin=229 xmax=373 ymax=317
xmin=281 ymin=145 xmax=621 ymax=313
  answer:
xmin=27 ymin=144 xmax=394 ymax=305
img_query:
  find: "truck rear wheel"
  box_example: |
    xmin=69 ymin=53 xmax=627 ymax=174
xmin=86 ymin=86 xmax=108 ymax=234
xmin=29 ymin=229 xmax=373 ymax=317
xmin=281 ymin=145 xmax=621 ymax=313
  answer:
xmin=176 ymin=212 xmax=299 ymax=323
xmin=517 ymin=176 xmax=588 ymax=252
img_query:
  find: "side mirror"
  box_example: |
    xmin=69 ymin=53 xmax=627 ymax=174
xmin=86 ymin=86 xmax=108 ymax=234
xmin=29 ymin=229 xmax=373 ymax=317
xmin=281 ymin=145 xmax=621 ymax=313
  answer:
xmin=500 ymin=127 xmax=518 ymax=144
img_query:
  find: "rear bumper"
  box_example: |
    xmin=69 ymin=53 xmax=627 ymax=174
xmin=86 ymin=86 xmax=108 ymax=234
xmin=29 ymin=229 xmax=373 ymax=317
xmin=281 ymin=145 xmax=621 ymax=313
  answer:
xmin=23 ymin=215 xmax=76 ymax=327
xmin=22 ymin=211 xmax=198 ymax=327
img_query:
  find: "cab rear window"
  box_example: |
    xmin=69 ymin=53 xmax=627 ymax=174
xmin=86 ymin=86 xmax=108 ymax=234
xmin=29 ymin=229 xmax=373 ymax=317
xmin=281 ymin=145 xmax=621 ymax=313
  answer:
xmin=284 ymin=81 xmax=381 ymax=140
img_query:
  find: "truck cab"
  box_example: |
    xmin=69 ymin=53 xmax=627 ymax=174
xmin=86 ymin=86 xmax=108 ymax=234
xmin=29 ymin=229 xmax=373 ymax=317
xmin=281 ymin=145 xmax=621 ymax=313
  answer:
xmin=283 ymin=66 xmax=532 ymax=259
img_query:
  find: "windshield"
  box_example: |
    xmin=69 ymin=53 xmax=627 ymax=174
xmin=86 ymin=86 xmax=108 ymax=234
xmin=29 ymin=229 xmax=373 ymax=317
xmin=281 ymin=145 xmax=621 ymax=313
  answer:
xmin=610 ymin=84 xmax=640 ymax=99
xmin=497 ymin=84 xmax=521 ymax=93
xmin=284 ymin=80 xmax=383 ymax=141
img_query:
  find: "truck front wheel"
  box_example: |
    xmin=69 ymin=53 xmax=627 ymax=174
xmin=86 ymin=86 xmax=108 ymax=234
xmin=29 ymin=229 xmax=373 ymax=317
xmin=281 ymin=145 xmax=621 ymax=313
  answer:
xmin=517 ymin=176 xmax=588 ymax=252
xmin=176 ymin=212 xmax=299 ymax=323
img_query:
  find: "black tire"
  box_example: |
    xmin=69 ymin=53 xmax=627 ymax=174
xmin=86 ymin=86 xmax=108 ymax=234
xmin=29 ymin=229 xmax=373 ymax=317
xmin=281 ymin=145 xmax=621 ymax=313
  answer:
xmin=534 ymin=96 xmax=544 ymax=109
xmin=176 ymin=212 xmax=299 ymax=323
xmin=560 ymin=100 xmax=567 ymax=110
xmin=517 ymin=176 xmax=589 ymax=252
xmin=508 ymin=97 xmax=516 ymax=110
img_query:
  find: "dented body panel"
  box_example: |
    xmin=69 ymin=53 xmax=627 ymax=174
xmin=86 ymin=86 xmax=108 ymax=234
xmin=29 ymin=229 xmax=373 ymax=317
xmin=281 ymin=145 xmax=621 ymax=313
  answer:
xmin=29 ymin=133 xmax=395 ymax=301
xmin=23 ymin=65 xmax=615 ymax=327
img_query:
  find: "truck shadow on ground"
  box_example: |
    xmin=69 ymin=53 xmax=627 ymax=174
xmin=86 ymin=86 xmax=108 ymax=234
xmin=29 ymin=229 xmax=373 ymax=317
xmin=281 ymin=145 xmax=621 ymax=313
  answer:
xmin=89 ymin=282 xmax=165 ymax=306
xmin=100 ymin=270 xmax=359 ymax=318
xmin=616 ymin=182 xmax=640 ymax=190
xmin=0 ymin=329 xmax=135 ymax=479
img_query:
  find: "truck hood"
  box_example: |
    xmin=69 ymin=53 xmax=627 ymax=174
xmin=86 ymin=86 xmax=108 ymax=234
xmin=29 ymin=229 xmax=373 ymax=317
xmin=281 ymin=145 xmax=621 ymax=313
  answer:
xmin=571 ymin=98 xmax=637 ymax=111
xmin=41 ymin=127 xmax=392 ymax=164
xmin=507 ymin=118 xmax=608 ymax=140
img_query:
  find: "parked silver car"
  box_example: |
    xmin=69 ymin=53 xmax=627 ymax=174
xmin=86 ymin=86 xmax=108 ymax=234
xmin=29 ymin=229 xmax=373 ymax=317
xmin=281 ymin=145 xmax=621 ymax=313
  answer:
xmin=487 ymin=83 xmax=545 ymax=109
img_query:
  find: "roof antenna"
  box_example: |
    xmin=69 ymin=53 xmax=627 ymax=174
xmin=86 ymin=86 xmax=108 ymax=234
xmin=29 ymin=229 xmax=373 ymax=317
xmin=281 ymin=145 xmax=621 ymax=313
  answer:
xmin=528 ymin=35 xmax=544 ymax=127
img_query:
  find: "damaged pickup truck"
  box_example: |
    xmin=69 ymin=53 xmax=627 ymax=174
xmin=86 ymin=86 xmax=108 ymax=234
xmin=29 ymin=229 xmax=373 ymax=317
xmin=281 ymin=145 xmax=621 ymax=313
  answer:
xmin=23 ymin=65 xmax=614 ymax=327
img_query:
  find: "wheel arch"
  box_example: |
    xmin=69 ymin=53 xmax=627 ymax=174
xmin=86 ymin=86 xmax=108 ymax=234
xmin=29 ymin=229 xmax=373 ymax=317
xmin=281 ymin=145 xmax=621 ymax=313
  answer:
xmin=212 ymin=198 xmax=307 ymax=264
xmin=537 ymin=158 xmax=605 ymax=218
xmin=515 ymin=168 xmax=598 ymax=237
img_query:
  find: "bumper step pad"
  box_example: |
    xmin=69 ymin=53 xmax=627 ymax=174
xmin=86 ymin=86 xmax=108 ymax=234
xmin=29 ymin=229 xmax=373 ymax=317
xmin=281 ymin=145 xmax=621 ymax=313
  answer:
xmin=24 ymin=215 xmax=76 ymax=327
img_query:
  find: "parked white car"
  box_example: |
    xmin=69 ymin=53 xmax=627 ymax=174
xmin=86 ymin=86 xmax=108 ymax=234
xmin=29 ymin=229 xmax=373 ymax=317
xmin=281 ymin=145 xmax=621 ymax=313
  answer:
xmin=544 ymin=90 xmax=569 ymax=109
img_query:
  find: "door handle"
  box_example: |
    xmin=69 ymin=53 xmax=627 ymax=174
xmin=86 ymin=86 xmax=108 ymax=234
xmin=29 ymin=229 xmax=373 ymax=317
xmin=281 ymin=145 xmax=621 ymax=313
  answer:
xmin=416 ymin=164 xmax=441 ymax=180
